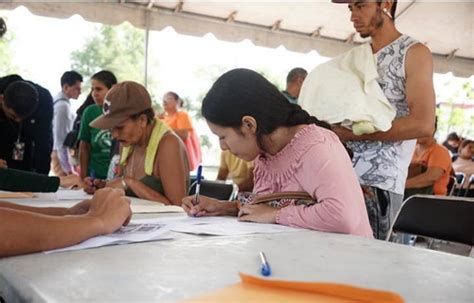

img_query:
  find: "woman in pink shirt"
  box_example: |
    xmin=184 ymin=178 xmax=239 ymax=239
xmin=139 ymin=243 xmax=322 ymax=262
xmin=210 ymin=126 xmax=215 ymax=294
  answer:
xmin=182 ymin=69 xmax=372 ymax=238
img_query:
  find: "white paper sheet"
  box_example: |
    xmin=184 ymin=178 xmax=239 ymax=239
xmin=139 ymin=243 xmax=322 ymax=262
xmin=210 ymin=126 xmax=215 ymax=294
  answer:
xmin=136 ymin=216 xmax=300 ymax=236
xmin=46 ymin=219 xmax=173 ymax=254
xmin=55 ymin=188 xmax=92 ymax=200
xmin=170 ymin=217 xmax=300 ymax=236
xmin=131 ymin=204 xmax=184 ymax=214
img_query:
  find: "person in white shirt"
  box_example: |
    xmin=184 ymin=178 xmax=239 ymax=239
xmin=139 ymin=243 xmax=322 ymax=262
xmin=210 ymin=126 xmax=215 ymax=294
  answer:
xmin=51 ymin=71 xmax=83 ymax=176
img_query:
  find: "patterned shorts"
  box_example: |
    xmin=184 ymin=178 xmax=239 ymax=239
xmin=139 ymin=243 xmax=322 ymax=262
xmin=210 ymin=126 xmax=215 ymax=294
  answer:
xmin=362 ymin=186 xmax=404 ymax=240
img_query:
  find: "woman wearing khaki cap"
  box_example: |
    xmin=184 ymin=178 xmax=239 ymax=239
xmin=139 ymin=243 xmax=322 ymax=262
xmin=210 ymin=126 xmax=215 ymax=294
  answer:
xmin=85 ymin=81 xmax=189 ymax=205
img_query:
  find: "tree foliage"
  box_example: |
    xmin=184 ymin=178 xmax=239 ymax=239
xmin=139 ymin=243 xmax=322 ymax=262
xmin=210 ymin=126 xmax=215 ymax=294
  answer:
xmin=0 ymin=20 xmax=19 ymax=75
xmin=70 ymin=23 xmax=145 ymax=84
xmin=436 ymin=79 xmax=474 ymax=140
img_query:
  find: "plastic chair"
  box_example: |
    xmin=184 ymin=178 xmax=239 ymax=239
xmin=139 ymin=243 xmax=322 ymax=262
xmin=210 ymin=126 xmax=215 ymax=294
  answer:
xmin=188 ymin=180 xmax=239 ymax=201
xmin=454 ymin=172 xmax=465 ymax=186
xmin=462 ymin=175 xmax=474 ymax=197
xmin=451 ymin=154 xmax=458 ymax=162
xmin=386 ymin=195 xmax=474 ymax=247
xmin=447 ymin=176 xmax=459 ymax=196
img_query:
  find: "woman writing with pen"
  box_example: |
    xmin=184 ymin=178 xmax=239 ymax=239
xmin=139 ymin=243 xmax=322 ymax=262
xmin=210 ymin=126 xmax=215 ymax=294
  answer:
xmin=83 ymin=81 xmax=189 ymax=205
xmin=182 ymin=69 xmax=373 ymax=238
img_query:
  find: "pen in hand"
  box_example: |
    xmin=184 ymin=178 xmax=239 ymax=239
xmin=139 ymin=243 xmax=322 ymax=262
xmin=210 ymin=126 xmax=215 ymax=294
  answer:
xmin=193 ymin=165 xmax=202 ymax=206
xmin=259 ymin=251 xmax=271 ymax=277
xmin=90 ymin=170 xmax=97 ymax=190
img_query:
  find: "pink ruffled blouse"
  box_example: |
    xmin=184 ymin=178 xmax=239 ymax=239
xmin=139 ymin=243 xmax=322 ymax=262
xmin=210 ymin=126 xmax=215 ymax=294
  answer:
xmin=253 ymin=124 xmax=373 ymax=238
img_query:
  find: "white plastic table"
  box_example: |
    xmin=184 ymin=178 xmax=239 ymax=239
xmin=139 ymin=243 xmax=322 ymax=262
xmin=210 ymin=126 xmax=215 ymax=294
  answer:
xmin=0 ymin=194 xmax=473 ymax=302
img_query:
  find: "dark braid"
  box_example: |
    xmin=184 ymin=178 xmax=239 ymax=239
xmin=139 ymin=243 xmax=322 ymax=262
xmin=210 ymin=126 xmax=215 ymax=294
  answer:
xmin=286 ymin=102 xmax=332 ymax=130
xmin=286 ymin=102 xmax=353 ymax=159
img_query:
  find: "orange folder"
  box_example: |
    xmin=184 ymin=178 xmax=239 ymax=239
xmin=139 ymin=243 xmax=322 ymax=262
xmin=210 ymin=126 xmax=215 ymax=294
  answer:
xmin=183 ymin=273 xmax=404 ymax=303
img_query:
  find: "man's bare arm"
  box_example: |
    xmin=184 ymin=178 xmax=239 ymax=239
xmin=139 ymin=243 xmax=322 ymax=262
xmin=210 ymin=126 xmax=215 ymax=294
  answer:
xmin=405 ymin=167 xmax=444 ymax=189
xmin=334 ymin=44 xmax=436 ymax=142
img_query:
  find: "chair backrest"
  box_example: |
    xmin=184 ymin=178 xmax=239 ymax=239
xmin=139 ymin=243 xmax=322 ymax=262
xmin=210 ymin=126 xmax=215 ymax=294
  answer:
xmin=463 ymin=175 xmax=474 ymax=197
xmin=455 ymin=172 xmax=465 ymax=185
xmin=451 ymin=154 xmax=458 ymax=162
xmin=447 ymin=176 xmax=457 ymax=196
xmin=387 ymin=195 xmax=474 ymax=246
xmin=188 ymin=180 xmax=238 ymax=201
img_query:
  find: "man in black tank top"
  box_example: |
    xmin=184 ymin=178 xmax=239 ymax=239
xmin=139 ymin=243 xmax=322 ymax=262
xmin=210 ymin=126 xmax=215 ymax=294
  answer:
xmin=331 ymin=0 xmax=436 ymax=240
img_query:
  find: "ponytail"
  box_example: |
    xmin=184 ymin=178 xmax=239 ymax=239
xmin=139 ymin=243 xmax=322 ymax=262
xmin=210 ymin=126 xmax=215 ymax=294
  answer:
xmin=286 ymin=102 xmax=332 ymax=130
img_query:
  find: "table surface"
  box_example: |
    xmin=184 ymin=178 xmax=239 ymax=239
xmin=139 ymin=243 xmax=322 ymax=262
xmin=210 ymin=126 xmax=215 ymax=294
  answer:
xmin=1 ymin=195 xmax=473 ymax=302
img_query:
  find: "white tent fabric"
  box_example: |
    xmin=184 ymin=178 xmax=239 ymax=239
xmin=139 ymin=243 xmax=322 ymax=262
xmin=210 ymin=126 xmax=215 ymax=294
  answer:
xmin=1 ymin=0 xmax=473 ymax=77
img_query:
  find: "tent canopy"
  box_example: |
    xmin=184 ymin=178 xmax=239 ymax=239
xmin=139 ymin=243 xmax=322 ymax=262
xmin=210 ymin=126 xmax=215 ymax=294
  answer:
xmin=1 ymin=0 xmax=473 ymax=77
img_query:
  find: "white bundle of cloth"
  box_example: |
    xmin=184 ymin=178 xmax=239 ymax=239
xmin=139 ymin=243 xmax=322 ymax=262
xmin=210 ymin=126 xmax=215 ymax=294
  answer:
xmin=299 ymin=43 xmax=396 ymax=135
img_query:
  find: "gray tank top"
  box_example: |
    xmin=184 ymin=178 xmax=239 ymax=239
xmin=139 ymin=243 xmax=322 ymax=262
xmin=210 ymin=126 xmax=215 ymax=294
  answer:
xmin=347 ymin=35 xmax=419 ymax=195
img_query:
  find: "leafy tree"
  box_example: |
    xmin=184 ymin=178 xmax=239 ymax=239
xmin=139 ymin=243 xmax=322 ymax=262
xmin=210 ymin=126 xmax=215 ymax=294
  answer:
xmin=256 ymin=66 xmax=285 ymax=91
xmin=0 ymin=20 xmax=19 ymax=75
xmin=199 ymin=134 xmax=212 ymax=149
xmin=192 ymin=64 xmax=229 ymax=121
xmin=70 ymin=23 xmax=146 ymax=86
xmin=436 ymin=78 xmax=474 ymax=140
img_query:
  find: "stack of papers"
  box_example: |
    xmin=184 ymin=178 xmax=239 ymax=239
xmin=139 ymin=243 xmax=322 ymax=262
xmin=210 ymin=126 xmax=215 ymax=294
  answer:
xmin=46 ymin=216 xmax=299 ymax=253
xmin=131 ymin=204 xmax=184 ymax=214
xmin=47 ymin=220 xmax=173 ymax=253
xmin=55 ymin=188 xmax=91 ymax=200
xmin=170 ymin=217 xmax=300 ymax=236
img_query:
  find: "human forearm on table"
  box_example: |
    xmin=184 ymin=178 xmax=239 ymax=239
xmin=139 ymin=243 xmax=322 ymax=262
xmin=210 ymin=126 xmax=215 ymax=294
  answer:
xmin=276 ymin=199 xmax=356 ymax=234
xmin=0 ymin=201 xmax=69 ymax=216
xmin=0 ymin=210 xmax=103 ymax=257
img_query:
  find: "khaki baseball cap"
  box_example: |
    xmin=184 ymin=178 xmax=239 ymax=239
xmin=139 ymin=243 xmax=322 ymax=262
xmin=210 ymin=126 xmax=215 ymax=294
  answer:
xmin=90 ymin=81 xmax=152 ymax=129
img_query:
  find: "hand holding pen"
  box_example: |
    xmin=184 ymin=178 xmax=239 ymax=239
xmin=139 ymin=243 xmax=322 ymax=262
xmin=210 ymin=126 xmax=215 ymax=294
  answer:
xmin=192 ymin=165 xmax=202 ymax=206
xmin=83 ymin=170 xmax=106 ymax=194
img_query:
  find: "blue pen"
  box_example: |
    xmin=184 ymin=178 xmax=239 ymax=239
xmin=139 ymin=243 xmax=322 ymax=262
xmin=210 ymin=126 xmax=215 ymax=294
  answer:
xmin=90 ymin=169 xmax=96 ymax=189
xmin=193 ymin=165 xmax=202 ymax=205
xmin=259 ymin=251 xmax=271 ymax=277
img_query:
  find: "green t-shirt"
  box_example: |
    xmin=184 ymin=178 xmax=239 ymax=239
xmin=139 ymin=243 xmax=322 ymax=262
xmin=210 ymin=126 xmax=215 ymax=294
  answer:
xmin=78 ymin=104 xmax=112 ymax=179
